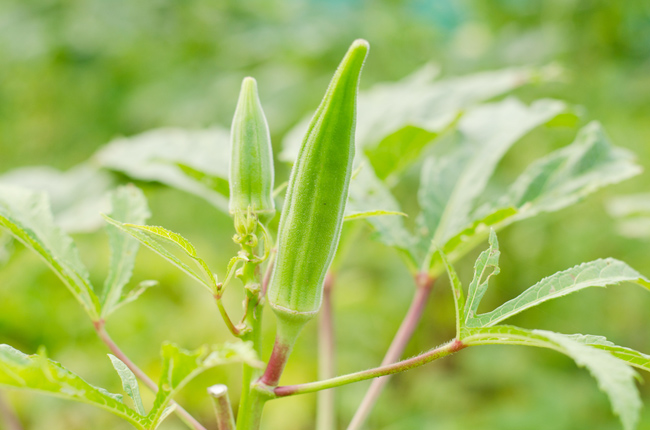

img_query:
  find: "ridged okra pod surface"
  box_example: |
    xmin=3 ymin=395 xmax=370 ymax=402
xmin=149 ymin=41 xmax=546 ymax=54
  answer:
xmin=229 ymin=77 xmax=275 ymax=217
xmin=268 ymin=39 xmax=369 ymax=322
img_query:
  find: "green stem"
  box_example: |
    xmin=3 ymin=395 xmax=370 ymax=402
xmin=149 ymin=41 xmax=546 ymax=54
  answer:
xmin=274 ymin=338 xmax=465 ymax=398
xmin=209 ymin=385 xmax=236 ymax=430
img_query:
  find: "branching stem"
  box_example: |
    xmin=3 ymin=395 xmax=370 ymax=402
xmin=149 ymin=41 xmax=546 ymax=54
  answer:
xmin=93 ymin=321 xmax=207 ymax=430
xmin=274 ymin=338 xmax=464 ymax=398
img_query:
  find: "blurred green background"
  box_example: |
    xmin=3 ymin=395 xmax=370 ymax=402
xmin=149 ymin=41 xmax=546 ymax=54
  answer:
xmin=1 ymin=0 xmax=649 ymax=429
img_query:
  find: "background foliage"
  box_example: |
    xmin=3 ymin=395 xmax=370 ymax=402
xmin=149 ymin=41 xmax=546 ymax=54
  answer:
xmin=1 ymin=0 xmax=649 ymax=429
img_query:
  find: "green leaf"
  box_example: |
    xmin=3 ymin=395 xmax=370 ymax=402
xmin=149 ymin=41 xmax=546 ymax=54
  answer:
xmin=0 ymin=164 xmax=114 ymax=233
xmin=462 ymin=326 xmax=641 ymax=430
xmin=281 ymin=65 xmax=549 ymax=179
xmin=0 ymin=344 xmax=149 ymax=429
xmin=421 ymin=98 xmax=566 ymax=247
xmin=109 ymin=355 xmax=146 ymax=416
xmin=343 ymin=210 xmax=408 ymax=222
xmin=147 ymin=342 xmax=262 ymax=428
xmin=0 ymin=229 xmax=13 ymax=267
xmin=102 ymin=185 xmax=152 ymax=318
xmin=346 ymin=162 xmax=417 ymax=269
xmin=101 ymin=216 xmax=216 ymax=293
xmin=497 ymin=121 xmax=641 ymax=221
xmin=607 ymin=193 xmax=650 ymax=239
xmin=0 ymin=185 xmax=101 ymax=320
xmin=94 ymin=127 xmax=231 ymax=212
xmin=463 ymin=230 xmax=500 ymax=324
xmin=468 ymin=258 xmax=650 ymax=328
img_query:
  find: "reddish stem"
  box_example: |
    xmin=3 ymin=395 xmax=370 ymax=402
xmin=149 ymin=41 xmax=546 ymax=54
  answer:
xmin=0 ymin=392 xmax=22 ymax=430
xmin=347 ymin=273 xmax=435 ymax=430
xmin=317 ymin=272 xmax=337 ymax=430
xmin=260 ymin=337 xmax=291 ymax=387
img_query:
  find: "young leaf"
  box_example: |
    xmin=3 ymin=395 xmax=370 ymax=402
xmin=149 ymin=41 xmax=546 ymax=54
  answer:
xmin=147 ymin=342 xmax=262 ymax=428
xmin=109 ymin=355 xmax=146 ymax=416
xmin=102 ymin=185 xmax=152 ymax=318
xmin=102 ymin=216 xmax=215 ymax=293
xmin=461 ymin=326 xmax=641 ymax=430
xmin=95 ymin=127 xmax=231 ymax=212
xmin=438 ymin=248 xmax=465 ymax=336
xmin=463 ymin=230 xmax=500 ymax=323
xmin=468 ymin=258 xmax=650 ymax=328
xmin=0 ymin=185 xmax=101 ymax=320
xmin=0 ymin=344 xmax=149 ymax=429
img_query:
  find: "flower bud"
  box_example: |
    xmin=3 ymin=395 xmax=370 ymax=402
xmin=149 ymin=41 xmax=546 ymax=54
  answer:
xmin=229 ymin=77 xmax=275 ymax=218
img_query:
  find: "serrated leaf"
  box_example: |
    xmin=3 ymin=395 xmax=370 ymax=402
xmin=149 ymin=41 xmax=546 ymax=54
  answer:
xmin=102 ymin=216 xmax=215 ymax=293
xmin=0 ymin=344 xmax=149 ymax=429
xmin=94 ymin=127 xmax=231 ymax=212
xmin=422 ymin=98 xmax=566 ymax=247
xmin=461 ymin=325 xmax=641 ymax=430
xmin=109 ymin=355 xmax=146 ymax=416
xmin=0 ymin=185 xmax=100 ymax=319
xmin=464 ymin=230 xmax=500 ymax=323
xmin=102 ymin=185 xmax=152 ymax=318
xmin=0 ymin=164 xmax=114 ymax=233
xmin=147 ymin=342 xmax=261 ymax=428
xmin=468 ymin=258 xmax=650 ymax=328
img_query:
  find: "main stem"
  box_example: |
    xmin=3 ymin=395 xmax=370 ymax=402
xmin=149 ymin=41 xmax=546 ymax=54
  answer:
xmin=93 ymin=322 xmax=207 ymax=430
xmin=236 ymin=250 xmax=264 ymax=430
xmin=317 ymin=273 xmax=336 ymax=430
xmin=347 ymin=273 xmax=435 ymax=430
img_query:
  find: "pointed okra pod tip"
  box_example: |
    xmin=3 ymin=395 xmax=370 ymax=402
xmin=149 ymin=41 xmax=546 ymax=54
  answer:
xmin=229 ymin=75 xmax=275 ymax=220
xmin=267 ymin=39 xmax=370 ymax=334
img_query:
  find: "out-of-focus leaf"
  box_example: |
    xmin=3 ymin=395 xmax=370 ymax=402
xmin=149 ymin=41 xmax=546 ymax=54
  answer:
xmin=420 ymin=98 xmax=566 ymax=247
xmin=281 ymin=66 xmax=549 ymax=180
xmin=462 ymin=326 xmax=641 ymax=430
xmin=0 ymin=164 xmax=113 ymax=233
xmin=0 ymin=229 xmax=13 ymax=267
xmin=346 ymin=163 xmax=417 ymax=268
xmin=464 ymin=230 xmax=500 ymax=324
xmin=147 ymin=342 xmax=262 ymax=428
xmin=109 ymin=355 xmax=146 ymax=416
xmin=0 ymin=345 xmax=149 ymax=429
xmin=0 ymin=185 xmax=100 ymax=320
xmin=496 ymin=121 xmax=642 ymax=220
xmin=607 ymin=193 xmax=650 ymax=239
xmin=94 ymin=128 xmax=231 ymax=212
xmin=343 ymin=210 xmax=407 ymax=222
xmin=102 ymin=185 xmax=151 ymax=318
xmin=426 ymin=120 xmax=641 ymax=276
xmin=101 ymin=216 xmax=216 ymax=293
xmin=468 ymin=258 xmax=650 ymax=328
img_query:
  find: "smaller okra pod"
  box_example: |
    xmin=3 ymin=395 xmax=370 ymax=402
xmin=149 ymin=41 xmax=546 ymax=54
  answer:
xmin=229 ymin=77 xmax=275 ymax=219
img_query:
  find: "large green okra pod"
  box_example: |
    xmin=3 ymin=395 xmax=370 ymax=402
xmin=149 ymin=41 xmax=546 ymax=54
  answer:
xmin=268 ymin=40 xmax=369 ymax=328
xmin=229 ymin=77 xmax=275 ymax=218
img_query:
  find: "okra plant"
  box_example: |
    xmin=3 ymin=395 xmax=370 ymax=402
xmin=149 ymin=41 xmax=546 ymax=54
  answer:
xmin=1 ymin=39 xmax=650 ymax=430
